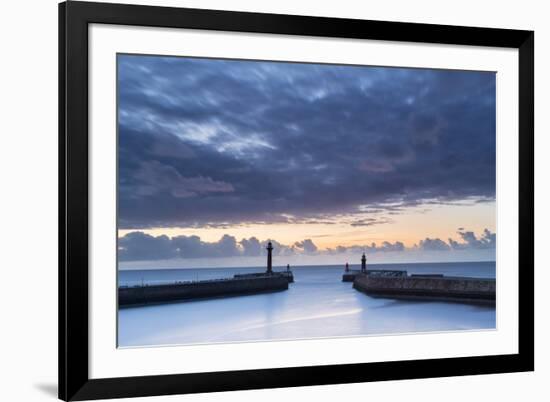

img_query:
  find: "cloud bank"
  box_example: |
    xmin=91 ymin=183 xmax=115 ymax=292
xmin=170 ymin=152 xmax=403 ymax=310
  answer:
xmin=118 ymin=229 xmax=496 ymax=262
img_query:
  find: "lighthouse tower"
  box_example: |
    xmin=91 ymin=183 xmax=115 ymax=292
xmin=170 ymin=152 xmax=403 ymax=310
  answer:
xmin=266 ymin=241 xmax=273 ymax=274
xmin=361 ymin=253 xmax=367 ymax=273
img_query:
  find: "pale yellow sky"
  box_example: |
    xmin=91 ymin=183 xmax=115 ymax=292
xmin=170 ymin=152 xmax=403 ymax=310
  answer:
xmin=118 ymin=201 xmax=495 ymax=249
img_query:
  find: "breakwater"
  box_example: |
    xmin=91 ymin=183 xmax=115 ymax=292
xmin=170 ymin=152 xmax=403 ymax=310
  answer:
xmin=342 ymin=270 xmax=361 ymax=282
xmin=353 ymin=270 xmax=495 ymax=304
xmin=119 ymin=241 xmax=296 ymax=308
xmin=119 ymin=274 xmax=289 ymax=307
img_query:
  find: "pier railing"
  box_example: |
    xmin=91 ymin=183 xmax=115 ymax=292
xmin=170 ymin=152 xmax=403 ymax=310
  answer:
xmin=119 ymin=270 xmax=294 ymax=290
xmin=366 ymin=270 xmax=407 ymax=277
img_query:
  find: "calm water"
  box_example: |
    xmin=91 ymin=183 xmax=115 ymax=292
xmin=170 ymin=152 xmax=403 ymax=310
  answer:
xmin=118 ymin=261 xmax=496 ymax=347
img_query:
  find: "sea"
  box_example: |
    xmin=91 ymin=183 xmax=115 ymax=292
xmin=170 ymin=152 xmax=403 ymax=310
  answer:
xmin=118 ymin=261 xmax=496 ymax=347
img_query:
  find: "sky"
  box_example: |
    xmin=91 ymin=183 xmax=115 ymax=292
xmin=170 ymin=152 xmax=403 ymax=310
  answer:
xmin=117 ymin=54 xmax=496 ymax=268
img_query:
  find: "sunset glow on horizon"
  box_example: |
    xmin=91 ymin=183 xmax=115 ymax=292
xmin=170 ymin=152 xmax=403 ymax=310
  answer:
xmin=118 ymin=200 xmax=495 ymax=251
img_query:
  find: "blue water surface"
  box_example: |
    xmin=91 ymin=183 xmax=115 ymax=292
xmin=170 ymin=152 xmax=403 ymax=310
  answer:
xmin=118 ymin=261 xmax=496 ymax=347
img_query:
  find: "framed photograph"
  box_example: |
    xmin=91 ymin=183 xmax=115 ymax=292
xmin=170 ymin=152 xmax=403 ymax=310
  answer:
xmin=59 ymin=1 xmax=534 ymax=400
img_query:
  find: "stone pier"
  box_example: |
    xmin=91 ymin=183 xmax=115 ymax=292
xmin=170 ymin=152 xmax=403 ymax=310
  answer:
xmin=353 ymin=272 xmax=496 ymax=304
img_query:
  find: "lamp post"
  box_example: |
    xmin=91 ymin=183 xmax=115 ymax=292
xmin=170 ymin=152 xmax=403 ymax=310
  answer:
xmin=266 ymin=241 xmax=273 ymax=274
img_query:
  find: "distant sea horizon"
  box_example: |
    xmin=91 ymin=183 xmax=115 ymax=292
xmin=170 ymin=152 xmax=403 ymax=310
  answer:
xmin=118 ymin=259 xmax=496 ymax=271
xmin=119 ymin=261 xmax=496 ymax=285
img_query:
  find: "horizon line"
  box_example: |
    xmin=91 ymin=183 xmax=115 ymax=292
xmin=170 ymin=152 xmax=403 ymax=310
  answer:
xmin=118 ymin=260 xmax=497 ymax=271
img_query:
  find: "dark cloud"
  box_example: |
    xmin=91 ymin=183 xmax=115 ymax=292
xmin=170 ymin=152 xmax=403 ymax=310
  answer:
xmin=293 ymin=239 xmax=318 ymax=254
xmin=417 ymin=238 xmax=452 ymax=251
xmin=329 ymin=241 xmax=406 ymax=254
xmin=118 ymin=55 xmax=496 ymax=229
xmin=119 ymin=232 xmax=301 ymax=261
xmin=449 ymin=228 xmax=496 ymax=249
xmin=379 ymin=241 xmax=406 ymax=252
xmin=170 ymin=234 xmax=240 ymax=259
xmin=415 ymin=228 xmax=496 ymax=252
xmin=118 ymin=232 xmax=176 ymax=261
xmin=350 ymin=217 xmax=392 ymax=227
xmin=239 ymin=236 xmax=262 ymax=256
xmin=120 ymin=233 xmax=241 ymax=261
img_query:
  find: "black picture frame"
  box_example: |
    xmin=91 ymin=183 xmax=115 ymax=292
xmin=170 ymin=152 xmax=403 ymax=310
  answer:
xmin=59 ymin=1 xmax=534 ymax=400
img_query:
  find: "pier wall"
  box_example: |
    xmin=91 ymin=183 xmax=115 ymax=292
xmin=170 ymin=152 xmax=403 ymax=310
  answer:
xmin=119 ymin=276 xmax=289 ymax=307
xmin=353 ymin=275 xmax=495 ymax=304
xmin=342 ymin=270 xmax=361 ymax=282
